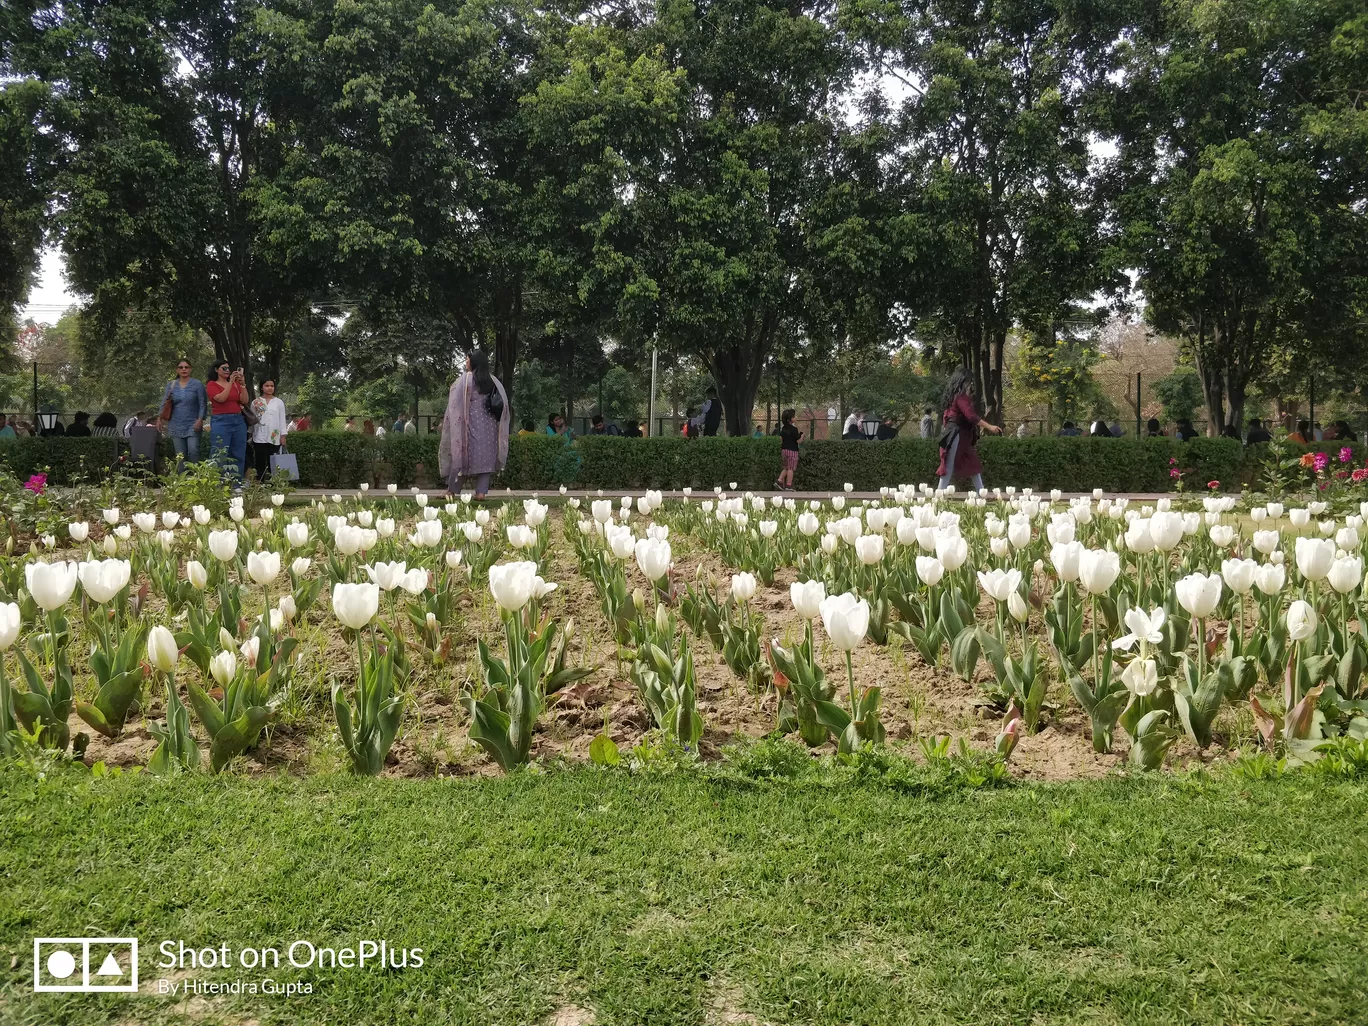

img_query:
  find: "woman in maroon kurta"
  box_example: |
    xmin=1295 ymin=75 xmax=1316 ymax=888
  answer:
xmin=936 ymin=368 xmax=1002 ymax=491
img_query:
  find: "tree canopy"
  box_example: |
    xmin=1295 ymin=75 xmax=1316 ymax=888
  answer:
xmin=2 ymin=0 xmax=1365 ymax=433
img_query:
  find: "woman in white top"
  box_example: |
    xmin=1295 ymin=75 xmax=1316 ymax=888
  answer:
xmin=249 ymin=379 xmax=289 ymax=481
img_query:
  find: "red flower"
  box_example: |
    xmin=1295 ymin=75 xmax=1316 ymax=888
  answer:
xmin=1170 ymin=468 xmax=1180 ymax=478
xmin=1352 ymin=468 xmax=1368 ymax=482
xmin=1207 ymin=480 xmax=1219 ymax=490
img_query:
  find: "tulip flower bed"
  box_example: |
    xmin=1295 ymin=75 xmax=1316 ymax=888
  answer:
xmin=3 ymin=480 xmax=1368 ymax=781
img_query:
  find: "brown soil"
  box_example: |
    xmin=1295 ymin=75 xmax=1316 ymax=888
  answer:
xmin=65 ymin=510 xmax=1229 ymax=783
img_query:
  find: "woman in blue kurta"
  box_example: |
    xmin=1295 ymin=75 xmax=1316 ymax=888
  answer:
xmin=159 ymin=358 xmax=208 ymax=464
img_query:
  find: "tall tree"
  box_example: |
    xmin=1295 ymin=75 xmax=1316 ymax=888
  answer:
xmin=0 ymin=77 xmax=53 ymax=347
xmin=8 ymin=0 xmax=316 ymax=382
xmin=532 ymin=1 xmax=865 ymax=434
xmin=1107 ymin=0 xmax=1368 ymax=432
xmin=844 ymin=0 xmax=1119 ymax=421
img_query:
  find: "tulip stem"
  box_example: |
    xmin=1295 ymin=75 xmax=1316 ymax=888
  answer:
xmin=845 ymin=650 xmax=856 ymax=729
xmin=1090 ymin=594 xmax=1099 ymax=688
xmin=0 ymin=652 xmax=11 ymax=757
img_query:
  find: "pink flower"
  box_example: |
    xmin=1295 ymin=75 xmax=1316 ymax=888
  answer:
xmin=1170 ymin=468 xmax=1180 ymax=479
xmin=1313 ymin=451 xmax=1329 ymax=473
xmin=1340 ymin=447 xmax=1353 ymax=463
xmin=23 ymin=473 xmax=46 ymax=495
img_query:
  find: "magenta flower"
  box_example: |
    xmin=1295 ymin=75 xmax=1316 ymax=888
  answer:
xmin=23 ymin=473 xmax=47 ymax=495
xmin=1313 ymin=451 xmax=1329 ymax=473
xmin=1339 ymin=446 xmax=1353 ymax=463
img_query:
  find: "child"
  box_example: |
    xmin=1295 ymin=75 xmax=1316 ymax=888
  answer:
xmin=776 ymin=408 xmax=801 ymax=490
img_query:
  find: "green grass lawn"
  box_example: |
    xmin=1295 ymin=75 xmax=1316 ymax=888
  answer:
xmin=2 ymin=762 xmax=1367 ymax=1026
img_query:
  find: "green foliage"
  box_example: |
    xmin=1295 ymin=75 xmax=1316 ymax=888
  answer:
xmin=1152 ymin=368 xmax=1205 ymax=425
xmin=295 ymin=374 xmax=346 ymax=427
xmin=333 ymin=645 xmax=404 ymax=777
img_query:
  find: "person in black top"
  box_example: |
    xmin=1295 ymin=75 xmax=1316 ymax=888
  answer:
xmin=66 ymin=411 xmax=92 ymax=437
xmin=701 ymin=387 xmax=722 ymax=436
xmin=1175 ymin=418 xmax=1197 ymax=441
xmin=1334 ymin=420 xmax=1358 ymax=442
xmin=1245 ymin=418 xmax=1272 ymax=444
xmin=776 ymin=408 xmax=802 ymax=490
xmin=623 ymin=420 xmax=643 ymax=438
xmin=1146 ymin=418 xmax=1164 ymax=437
xmin=1219 ymin=422 xmax=1241 ymax=440
xmin=875 ymin=416 xmax=898 ymax=440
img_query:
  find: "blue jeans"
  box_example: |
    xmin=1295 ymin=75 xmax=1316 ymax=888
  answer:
xmin=938 ymin=434 xmax=984 ymax=492
xmin=171 ymin=433 xmax=200 ymax=466
xmin=209 ymin=414 xmax=247 ymax=481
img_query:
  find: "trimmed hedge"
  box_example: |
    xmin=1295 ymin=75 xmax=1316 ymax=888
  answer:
xmin=0 ymin=431 xmax=1259 ymax=492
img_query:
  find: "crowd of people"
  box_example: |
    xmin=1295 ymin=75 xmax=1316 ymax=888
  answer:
xmin=4 ymin=350 xmax=1365 ymax=498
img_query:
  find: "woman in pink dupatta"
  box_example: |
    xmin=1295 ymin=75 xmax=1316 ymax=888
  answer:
xmin=444 ymin=351 xmax=509 ymax=499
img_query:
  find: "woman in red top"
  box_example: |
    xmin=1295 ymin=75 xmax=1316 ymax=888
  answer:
xmin=936 ymin=367 xmax=1002 ymax=491
xmin=207 ymin=359 xmax=250 ymax=481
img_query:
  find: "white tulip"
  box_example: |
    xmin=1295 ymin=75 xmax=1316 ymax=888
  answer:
xmin=1050 ymin=541 xmax=1082 ymax=583
xmin=1113 ymin=606 xmax=1166 ymax=651
xmin=356 ymin=510 xmax=374 ymax=528
xmin=240 ymin=635 xmax=261 ymax=668
xmin=1336 ymin=527 xmax=1359 ymax=551
xmin=831 ymin=495 xmax=845 ymax=511
xmin=0 ymin=602 xmax=22 ymax=651
xmin=461 ymin=522 xmax=483 ymax=544
xmin=277 ymin=594 xmax=297 ymax=621
xmin=1007 ymin=589 xmax=1029 ymax=623
xmin=731 ymin=572 xmax=757 ymax=603
xmin=102 ymin=536 xmax=117 ymax=555
xmin=68 ymin=521 xmax=89 ymax=543
xmin=1289 ymin=508 xmax=1310 ymax=528
xmin=634 ymin=538 xmax=672 ymax=582
xmin=1251 ymin=507 xmax=1266 ymax=523
xmin=332 ymin=581 xmax=380 ymax=629
xmin=365 ymin=561 xmax=408 ymax=591
xmin=161 ymin=511 xmax=180 ymax=529
xmin=1148 ymin=511 xmax=1185 ymax=551
xmin=246 ymin=550 xmax=281 ymax=586
xmin=507 ymin=525 xmax=535 ymax=550
xmin=820 ymin=534 xmax=838 ymax=555
xmin=1121 ymin=658 xmax=1159 ymax=696
xmin=193 ymin=505 xmax=211 ymax=525
xmin=819 ymin=592 xmax=869 ymax=652
xmin=759 ymin=520 xmax=778 ymax=539
xmin=1220 ymin=558 xmax=1257 ymax=595
xmin=102 ymin=508 xmax=120 ymax=525
xmin=488 ymin=561 xmax=538 ymax=612
xmin=854 ymin=534 xmax=884 ymax=565
xmin=1254 ymin=562 xmax=1285 ymax=596
xmin=843 ymin=482 xmax=853 ymax=493
xmin=1266 ymin=502 xmax=1284 ymax=519
xmin=133 ymin=512 xmax=157 ymax=534
xmin=410 ymin=521 xmax=442 ymax=548
xmin=1286 ymin=599 xmax=1317 ymax=641
xmin=935 ymin=533 xmax=968 ymax=572
xmin=25 ymin=561 xmax=78 ymax=611
xmin=146 ymin=625 xmax=179 ymax=673
xmin=1124 ymin=518 xmax=1154 ymax=555
xmin=210 ymin=649 xmax=237 ymax=687
xmin=208 ymin=529 xmax=239 ymax=562
xmin=1252 ymin=530 xmax=1280 ymax=555
xmin=1294 ymin=536 xmax=1335 ymax=581
xmin=914 ymin=556 xmax=944 ymax=587
xmin=445 ymin=550 xmax=464 ymax=570
xmin=1328 ymin=556 xmax=1363 ymax=595
xmin=400 ymin=568 xmax=430 ymax=596
xmin=1208 ymin=524 xmax=1236 ymax=548
xmin=376 ymin=517 xmax=395 ymax=539
xmin=977 ymin=567 xmax=1023 ymax=603
xmin=285 ymin=522 xmax=310 ymax=548
xmin=229 ymin=506 xmax=245 ymax=523
xmin=797 ymin=512 xmax=820 ymax=537
xmin=990 ymin=537 xmax=1010 ymax=558
xmin=790 ymin=579 xmax=826 ymax=620
xmin=1175 ymin=572 xmax=1222 ymax=618
xmin=157 ymin=530 xmax=175 ymax=552
xmin=474 ymin=509 xmax=490 ymax=527
xmin=78 ymin=558 xmax=131 ymax=604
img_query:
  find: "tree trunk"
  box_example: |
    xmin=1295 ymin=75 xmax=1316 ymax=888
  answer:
xmin=492 ymin=279 xmax=521 ymax=418
xmin=702 ymin=308 xmax=774 ymax=435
